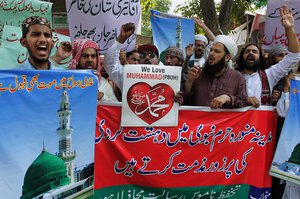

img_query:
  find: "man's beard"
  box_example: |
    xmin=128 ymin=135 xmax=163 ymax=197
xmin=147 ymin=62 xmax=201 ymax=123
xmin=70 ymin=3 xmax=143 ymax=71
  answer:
xmin=194 ymin=50 xmax=203 ymax=58
xmin=243 ymin=56 xmax=260 ymax=72
xmin=203 ymin=56 xmax=226 ymax=76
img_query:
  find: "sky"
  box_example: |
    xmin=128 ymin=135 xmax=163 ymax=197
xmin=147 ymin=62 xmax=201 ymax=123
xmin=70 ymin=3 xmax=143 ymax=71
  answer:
xmin=0 ymin=70 xmax=98 ymax=199
xmin=169 ymin=0 xmax=183 ymax=14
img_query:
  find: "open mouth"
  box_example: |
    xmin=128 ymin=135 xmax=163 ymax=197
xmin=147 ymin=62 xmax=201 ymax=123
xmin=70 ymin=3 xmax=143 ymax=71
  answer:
xmin=246 ymin=56 xmax=255 ymax=62
xmin=208 ymin=56 xmax=215 ymax=63
xmin=85 ymin=65 xmax=95 ymax=69
xmin=37 ymin=45 xmax=48 ymax=55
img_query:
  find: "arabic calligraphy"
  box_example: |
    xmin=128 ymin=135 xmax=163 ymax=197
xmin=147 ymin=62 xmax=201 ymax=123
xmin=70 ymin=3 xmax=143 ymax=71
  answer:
xmin=264 ymin=27 xmax=300 ymax=46
xmin=130 ymin=86 xmax=169 ymax=117
xmin=99 ymin=185 xmax=243 ymax=199
xmin=0 ymin=74 xmax=94 ymax=93
xmin=67 ymin=0 xmax=140 ymax=18
xmin=0 ymin=0 xmax=50 ymax=14
xmin=96 ymin=121 xmax=273 ymax=150
xmin=73 ymin=23 xmax=126 ymax=52
xmin=268 ymin=6 xmax=300 ymax=21
xmin=113 ymin=148 xmax=253 ymax=179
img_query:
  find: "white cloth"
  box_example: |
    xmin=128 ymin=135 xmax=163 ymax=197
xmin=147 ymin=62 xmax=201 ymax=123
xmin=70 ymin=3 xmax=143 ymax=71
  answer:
xmin=276 ymin=92 xmax=290 ymax=117
xmin=195 ymin=34 xmax=208 ymax=44
xmin=103 ymin=40 xmax=124 ymax=92
xmin=243 ymin=52 xmax=300 ymax=103
xmin=213 ymin=35 xmax=238 ymax=59
xmin=98 ymin=78 xmax=118 ymax=102
xmin=282 ymin=181 xmax=300 ymax=199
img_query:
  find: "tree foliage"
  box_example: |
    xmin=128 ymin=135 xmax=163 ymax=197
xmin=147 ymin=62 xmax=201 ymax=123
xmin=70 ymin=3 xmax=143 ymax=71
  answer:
xmin=174 ymin=0 xmax=266 ymax=35
xmin=141 ymin=0 xmax=171 ymax=37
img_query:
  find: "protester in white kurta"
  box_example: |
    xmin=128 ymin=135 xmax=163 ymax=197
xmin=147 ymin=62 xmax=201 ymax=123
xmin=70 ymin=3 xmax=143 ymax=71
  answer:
xmin=243 ymin=52 xmax=300 ymax=103
xmin=235 ymin=5 xmax=300 ymax=107
xmin=99 ymin=78 xmax=118 ymax=102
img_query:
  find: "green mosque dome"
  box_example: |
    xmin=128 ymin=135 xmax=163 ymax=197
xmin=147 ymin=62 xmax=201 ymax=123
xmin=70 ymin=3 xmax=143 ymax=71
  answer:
xmin=288 ymin=143 xmax=300 ymax=165
xmin=21 ymin=150 xmax=70 ymax=199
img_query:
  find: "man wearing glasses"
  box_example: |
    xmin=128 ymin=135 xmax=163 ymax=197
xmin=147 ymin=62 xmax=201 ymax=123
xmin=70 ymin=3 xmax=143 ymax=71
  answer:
xmin=137 ymin=44 xmax=160 ymax=65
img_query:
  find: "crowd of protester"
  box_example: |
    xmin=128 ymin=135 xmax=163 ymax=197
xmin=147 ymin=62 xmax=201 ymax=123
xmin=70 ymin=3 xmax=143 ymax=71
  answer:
xmin=4 ymin=4 xmax=300 ymax=199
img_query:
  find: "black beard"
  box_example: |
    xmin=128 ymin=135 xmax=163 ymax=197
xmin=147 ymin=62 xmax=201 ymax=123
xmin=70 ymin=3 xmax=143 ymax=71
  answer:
xmin=203 ymin=56 xmax=226 ymax=76
xmin=243 ymin=59 xmax=260 ymax=72
xmin=194 ymin=50 xmax=203 ymax=58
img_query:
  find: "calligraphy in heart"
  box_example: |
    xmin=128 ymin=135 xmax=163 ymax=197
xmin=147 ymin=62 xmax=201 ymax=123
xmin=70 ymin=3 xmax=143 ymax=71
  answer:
xmin=127 ymin=82 xmax=174 ymax=125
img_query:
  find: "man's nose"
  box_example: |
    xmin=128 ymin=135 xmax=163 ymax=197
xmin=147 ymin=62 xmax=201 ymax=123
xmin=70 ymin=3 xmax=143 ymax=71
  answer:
xmin=87 ymin=56 xmax=93 ymax=61
xmin=38 ymin=34 xmax=47 ymax=42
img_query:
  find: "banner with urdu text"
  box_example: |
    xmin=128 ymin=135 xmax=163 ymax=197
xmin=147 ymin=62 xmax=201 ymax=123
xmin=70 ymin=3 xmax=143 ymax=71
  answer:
xmin=0 ymin=0 xmax=52 ymax=38
xmin=94 ymin=104 xmax=277 ymax=198
xmin=65 ymin=0 xmax=140 ymax=54
xmin=0 ymin=70 xmax=98 ymax=199
xmin=263 ymin=0 xmax=300 ymax=50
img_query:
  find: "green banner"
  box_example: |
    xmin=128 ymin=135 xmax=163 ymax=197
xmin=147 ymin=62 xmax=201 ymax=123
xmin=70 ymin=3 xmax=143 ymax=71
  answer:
xmin=0 ymin=0 xmax=52 ymax=39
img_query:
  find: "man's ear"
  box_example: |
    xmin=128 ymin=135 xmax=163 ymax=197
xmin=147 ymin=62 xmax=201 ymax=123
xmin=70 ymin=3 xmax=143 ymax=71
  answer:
xmin=225 ymin=54 xmax=231 ymax=62
xmin=20 ymin=37 xmax=27 ymax=48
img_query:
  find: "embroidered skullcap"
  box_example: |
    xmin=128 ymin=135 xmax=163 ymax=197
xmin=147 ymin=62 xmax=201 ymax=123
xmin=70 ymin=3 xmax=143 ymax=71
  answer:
xmin=21 ymin=16 xmax=51 ymax=37
xmin=214 ymin=35 xmax=238 ymax=59
xmin=68 ymin=39 xmax=101 ymax=75
xmin=137 ymin=44 xmax=159 ymax=57
xmin=268 ymin=45 xmax=288 ymax=59
xmin=164 ymin=46 xmax=184 ymax=61
xmin=195 ymin=34 xmax=208 ymax=44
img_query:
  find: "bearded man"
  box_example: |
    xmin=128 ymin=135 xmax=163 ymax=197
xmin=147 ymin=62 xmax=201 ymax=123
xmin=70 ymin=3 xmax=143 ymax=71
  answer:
xmin=182 ymin=35 xmax=248 ymax=109
xmin=235 ymin=5 xmax=300 ymax=107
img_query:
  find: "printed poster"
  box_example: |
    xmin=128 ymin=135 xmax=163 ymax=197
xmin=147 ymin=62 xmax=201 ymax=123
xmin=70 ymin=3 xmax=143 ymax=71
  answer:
xmin=0 ymin=70 xmax=98 ymax=199
xmin=263 ymin=0 xmax=300 ymax=50
xmin=121 ymin=64 xmax=181 ymax=127
xmin=270 ymin=76 xmax=300 ymax=185
xmin=0 ymin=0 xmax=52 ymax=39
xmin=95 ymin=104 xmax=277 ymax=198
xmin=150 ymin=10 xmax=194 ymax=59
xmin=65 ymin=0 xmax=141 ymax=54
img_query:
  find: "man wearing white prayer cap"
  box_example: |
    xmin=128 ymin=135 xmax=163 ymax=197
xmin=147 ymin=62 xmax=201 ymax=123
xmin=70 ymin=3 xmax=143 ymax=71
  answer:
xmin=183 ymin=34 xmax=209 ymax=81
xmin=181 ymin=34 xmax=249 ymax=109
xmin=195 ymin=34 xmax=208 ymax=44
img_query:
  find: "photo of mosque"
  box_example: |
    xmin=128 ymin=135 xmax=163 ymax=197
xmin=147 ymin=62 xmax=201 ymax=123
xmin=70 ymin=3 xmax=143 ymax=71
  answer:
xmin=20 ymin=89 xmax=94 ymax=199
xmin=271 ymin=143 xmax=300 ymax=185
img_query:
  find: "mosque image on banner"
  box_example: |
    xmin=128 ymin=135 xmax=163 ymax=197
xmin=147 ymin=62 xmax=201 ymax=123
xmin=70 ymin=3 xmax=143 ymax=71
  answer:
xmin=20 ymin=90 xmax=94 ymax=199
xmin=270 ymin=78 xmax=300 ymax=185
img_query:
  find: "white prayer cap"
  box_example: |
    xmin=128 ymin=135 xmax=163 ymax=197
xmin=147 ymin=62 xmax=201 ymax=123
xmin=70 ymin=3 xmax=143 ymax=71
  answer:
xmin=195 ymin=34 xmax=208 ymax=44
xmin=213 ymin=35 xmax=238 ymax=59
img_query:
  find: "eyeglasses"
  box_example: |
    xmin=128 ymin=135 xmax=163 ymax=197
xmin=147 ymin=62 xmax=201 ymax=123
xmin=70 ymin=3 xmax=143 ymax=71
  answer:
xmin=140 ymin=52 xmax=157 ymax=59
xmin=22 ymin=16 xmax=50 ymax=30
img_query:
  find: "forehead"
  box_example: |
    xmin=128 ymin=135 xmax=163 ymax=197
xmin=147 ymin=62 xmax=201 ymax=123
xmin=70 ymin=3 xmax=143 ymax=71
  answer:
xmin=195 ymin=40 xmax=206 ymax=45
xmin=245 ymin=45 xmax=259 ymax=51
xmin=211 ymin=42 xmax=225 ymax=51
xmin=140 ymin=50 xmax=154 ymax=54
xmin=165 ymin=52 xmax=178 ymax=58
xmin=130 ymin=52 xmax=139 ymax=57
xmin=82 ymin=48 xmax=97 ymax=55
xmin=27 ymin=24 xmax=51 ymax=34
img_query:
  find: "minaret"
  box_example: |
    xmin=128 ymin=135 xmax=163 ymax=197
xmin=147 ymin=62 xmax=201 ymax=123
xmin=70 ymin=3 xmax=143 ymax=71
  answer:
xmin=57 ymin=89 xmax=76 ymax=183
xmin=176 ymin=19 xmax=182 ymax=49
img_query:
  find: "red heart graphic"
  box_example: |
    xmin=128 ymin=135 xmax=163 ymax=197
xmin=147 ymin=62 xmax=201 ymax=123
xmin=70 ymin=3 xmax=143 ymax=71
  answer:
xmin=127 ymin=83 xmax=174 ymax=125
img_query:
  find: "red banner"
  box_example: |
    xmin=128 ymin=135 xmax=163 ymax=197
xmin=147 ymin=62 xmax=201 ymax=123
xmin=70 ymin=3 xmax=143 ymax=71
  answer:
xmin=94 ymin=104 xmax=277 ymax=198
